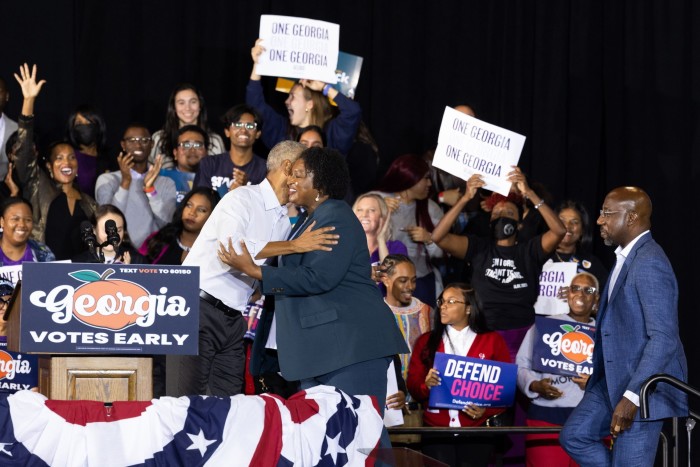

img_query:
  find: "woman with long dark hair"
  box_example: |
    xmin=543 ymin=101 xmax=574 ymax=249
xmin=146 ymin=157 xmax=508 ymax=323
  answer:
xmin=139 ymin=187 xmax=220 ymax=264
xmin=72 ymin=204 xmax=145 ymax=264
xmin=13 ymin=64 xmax=98 ymax=260
xmin=552 ymin=200 xmax=608 ymax=286
xmin=149 ymin=83 xmax=225 ymax=169
xmin=247 ymin=39 xmax=362 ymax=156
xmin=376 ymin=154 xmax=444 ymax=307
xmin=407 ymin=283 xmax=511 ymax=466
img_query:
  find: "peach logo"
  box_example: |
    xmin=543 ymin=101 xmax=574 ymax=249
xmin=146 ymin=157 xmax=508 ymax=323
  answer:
xmin=69 ymin=268 xmax=150 ymax=331
xmin=558 ymin=324 xmax=594 ymax=364
xmin=28 ymin=268 xmax=191 ymax=329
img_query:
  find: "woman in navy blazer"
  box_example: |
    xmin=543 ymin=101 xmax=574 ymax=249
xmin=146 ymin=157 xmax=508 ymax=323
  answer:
xmin=223 ymin=147 xmax=408 ymax=410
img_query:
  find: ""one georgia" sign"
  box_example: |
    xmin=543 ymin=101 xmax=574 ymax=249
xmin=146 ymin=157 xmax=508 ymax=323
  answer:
xmin=20 ymin=263 xmax=199 ymax=355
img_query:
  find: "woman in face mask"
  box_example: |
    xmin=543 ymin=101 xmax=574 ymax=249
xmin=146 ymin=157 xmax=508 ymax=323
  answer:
xmin=66 ymin=105 xmax=115 ymax=197
xmin=431 ymin=168 xmax=566 ymax=360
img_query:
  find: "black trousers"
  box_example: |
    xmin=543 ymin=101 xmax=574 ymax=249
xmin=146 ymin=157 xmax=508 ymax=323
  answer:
xmin=174 ymin=298 xmax=246 ymax=397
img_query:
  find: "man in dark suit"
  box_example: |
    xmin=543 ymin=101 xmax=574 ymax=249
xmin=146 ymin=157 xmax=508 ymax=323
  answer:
xmin=560 ymin=186 xmax=687 ymax=466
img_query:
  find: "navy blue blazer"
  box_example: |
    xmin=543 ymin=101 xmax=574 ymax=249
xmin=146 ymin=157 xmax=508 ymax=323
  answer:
xmin=261 ymin=199 xmax=409 ymax=381
xmin=591 ymin=233 xmax=687 ymax=420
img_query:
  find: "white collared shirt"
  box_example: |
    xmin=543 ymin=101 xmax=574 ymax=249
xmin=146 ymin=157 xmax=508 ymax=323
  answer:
xmin=0 ymin=114 xmax=6 ymax=151
xmin=184 ymin=178 xmax=290 ymax=311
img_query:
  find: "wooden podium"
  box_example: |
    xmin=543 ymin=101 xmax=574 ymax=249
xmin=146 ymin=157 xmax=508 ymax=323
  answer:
xmin=5 ymin=284 xmax=152 ymax=402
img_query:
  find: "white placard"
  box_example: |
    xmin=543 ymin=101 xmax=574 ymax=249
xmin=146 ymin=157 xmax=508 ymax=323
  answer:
xmin=534 ymin=260 xmax=578 ymax=316
xmin=257 ymin=15 xmax=339 ymax=83
xmin=383 ymin=360 xmax=404 ymax=427
xmin=433 ymin=107 xmax=526 ymax=196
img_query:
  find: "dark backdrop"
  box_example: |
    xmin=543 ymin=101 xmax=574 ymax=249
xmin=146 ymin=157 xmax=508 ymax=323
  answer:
xmin=2 ymin=0 xmax=698 ymax=462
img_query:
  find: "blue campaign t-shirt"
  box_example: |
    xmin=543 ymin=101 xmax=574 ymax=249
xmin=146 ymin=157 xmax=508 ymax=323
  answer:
xmin=160 ymin=169 xmax=196 ymax=205
xmin=193 ymin=153 xmax=267 ymax=198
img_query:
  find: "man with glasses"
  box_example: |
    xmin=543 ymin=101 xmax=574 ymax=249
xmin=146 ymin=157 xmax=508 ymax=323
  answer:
xmin=194 ymin=104 xmax=266 ymax=198
xmin=95 ymin=124 xmax=176 ymax=247
xmin=160 ymin=125 xmax=209 ymax=204
xmin=561 ymin=186 xmax=688 ymax=466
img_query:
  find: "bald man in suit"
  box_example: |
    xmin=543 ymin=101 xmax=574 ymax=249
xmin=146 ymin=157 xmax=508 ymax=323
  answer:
xmin=560 ymin=187 xmax=687 ymax=466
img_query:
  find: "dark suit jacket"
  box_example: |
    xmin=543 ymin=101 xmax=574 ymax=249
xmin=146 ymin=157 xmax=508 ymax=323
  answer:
xmin=261 ymin=199 xmax=409 ymax=381
xmin=590 ymin=232 xmax=687 ymax=420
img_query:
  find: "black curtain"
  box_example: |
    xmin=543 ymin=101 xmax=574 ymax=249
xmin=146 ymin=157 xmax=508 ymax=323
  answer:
xmin=2 ymin=0 xmax=698 ymax=461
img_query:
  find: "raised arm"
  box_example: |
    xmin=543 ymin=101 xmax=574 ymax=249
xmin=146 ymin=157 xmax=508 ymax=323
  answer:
xmin=13 ymin=64 xmax=46 ymax=185
xmin=250 ymin=38 xmax=265 ymax=81
xmin=430 ymin=174 xmax=485 ymax=259
xmin=14 ymin=63 xmax=46 ymax=117
xmin=507 ymin=166 xmax=565 ymax=254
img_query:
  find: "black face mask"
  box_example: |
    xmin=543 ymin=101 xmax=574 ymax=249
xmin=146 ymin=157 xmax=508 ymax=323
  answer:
xmin=490 ymin=217 xmax=518 ymax=240
xmin=73 ymin=123 xmax=98 ymax=146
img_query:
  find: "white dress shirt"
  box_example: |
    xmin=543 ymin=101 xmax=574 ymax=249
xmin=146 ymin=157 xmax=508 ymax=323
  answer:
xmin=184 ymin=178 xmax=290 ymax=311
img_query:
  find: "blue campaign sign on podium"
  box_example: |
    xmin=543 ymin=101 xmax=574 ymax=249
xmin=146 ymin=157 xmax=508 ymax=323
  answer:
xmin=20 ymin=263 xmax=200 ymax=355
xmin=428 ymin=352 xmax=517 ymax=410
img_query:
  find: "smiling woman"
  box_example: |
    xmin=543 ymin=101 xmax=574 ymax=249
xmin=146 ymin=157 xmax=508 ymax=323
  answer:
xmin=12 ymin=63 xmax=98 ymax=260
xmin=0 ymin=197 xmax=55 ymax=266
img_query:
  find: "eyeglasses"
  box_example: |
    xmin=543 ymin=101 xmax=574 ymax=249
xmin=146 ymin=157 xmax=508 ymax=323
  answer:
xmin=178 ymin=141 xmax=205 ymax=150
xmin=437 ymin=297 xmax=466 ymax=307
xmin=599 ymin=210 xmax=625 ymax=218
xmin=0 ymin=298 xmax=11 ymax=306
xmin=231 ymin=121 xmax=258 ymax=130
xmin=570 ymin=284 xmax=597 ymax=295
xmin=123 ymin=137 xmax=152 ymax=144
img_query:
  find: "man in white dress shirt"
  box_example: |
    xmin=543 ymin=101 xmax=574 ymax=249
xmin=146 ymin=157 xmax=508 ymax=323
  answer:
xmin=177 ymin=140 xmax=337 ymax=396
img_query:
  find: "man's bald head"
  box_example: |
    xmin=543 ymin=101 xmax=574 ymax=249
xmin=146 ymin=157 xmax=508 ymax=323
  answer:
xmin=598 ymin=186 xmax=652 ymax=248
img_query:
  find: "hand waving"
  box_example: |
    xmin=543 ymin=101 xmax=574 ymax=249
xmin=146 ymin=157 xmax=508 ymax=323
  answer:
xmin=14 ymin=63 xmax=46 ymax=99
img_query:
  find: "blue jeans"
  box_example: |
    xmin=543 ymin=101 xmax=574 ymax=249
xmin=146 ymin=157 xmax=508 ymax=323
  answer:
xmin=560 ymin=378 xmax=662 ymax=467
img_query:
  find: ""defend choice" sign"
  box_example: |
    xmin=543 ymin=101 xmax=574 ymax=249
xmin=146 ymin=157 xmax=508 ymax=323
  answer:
xmin=428 ymin=352 xmax=517 ymax=410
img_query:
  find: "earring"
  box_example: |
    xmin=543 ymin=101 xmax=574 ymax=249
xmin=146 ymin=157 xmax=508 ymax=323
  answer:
xmin=305 ymin=108 xmax=309 ymax=113
xmin=315 ymin=192 xmax=320 ymax=202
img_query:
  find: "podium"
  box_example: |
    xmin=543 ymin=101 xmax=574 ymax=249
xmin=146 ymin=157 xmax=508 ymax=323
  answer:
xmin=5 ymin=282 xmax=152 ymax=402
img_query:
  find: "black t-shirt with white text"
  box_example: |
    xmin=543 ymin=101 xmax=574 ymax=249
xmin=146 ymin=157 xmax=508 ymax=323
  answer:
xmin=465 ymin=235 xmax=550 ymax=330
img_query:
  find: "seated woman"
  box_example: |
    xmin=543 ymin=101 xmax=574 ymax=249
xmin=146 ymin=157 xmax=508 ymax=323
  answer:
xmin=353 ymin=192 xmax=407 ymax=265
xmin=73 ymin=204 xmax=145 ymax=264
xmin=139 ymin=187 xmax=220 ymax=264
xmin=553 ymin=200 xmax=608 ymax=287
xmin=13 ymin=64 xmax=97 ymax=260
xmin=375 ymin=154 xmax=444 ymax=308
xmin=0 ymin=197 xmax=54 ymax=265
xmin=516 ymin=272 xmax=598 ymax=467
xmin=149 ymin=83 xmax=225 ymax=169
xmin=407 ymin=283 xmax=511 ymax=467
xmin=247 ymin=39 xmax=362 ymax=156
